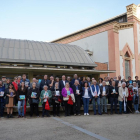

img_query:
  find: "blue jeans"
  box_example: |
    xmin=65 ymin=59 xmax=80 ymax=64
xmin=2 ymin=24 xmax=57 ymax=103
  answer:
xmin=0 ymin=102 xmax=4 ymax=117
xmin=93 ymin=97 xmax=101 ymax=114
xmin=133 ymin=95 xmax=139 ymax=111
xmin=18 ymin=100 xmax=25 ymax=116
xmin=82 ymin=97 xmax=90 ymax=113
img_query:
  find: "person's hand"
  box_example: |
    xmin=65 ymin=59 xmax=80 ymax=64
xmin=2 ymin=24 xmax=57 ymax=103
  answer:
xmin=89 ymin=99 xmax=91 ymax=101
xmin=95 ymin=95 xmax=97 ymax=98
xmin=116 ymin=92 xmax=118 ymax=94
xmin=122 ymin=98 xmax=124 ymax=101
xmin=102 ymin=94 xmax=104 ymax=96
xmin=111 ymin=92 xmax=113 ymax=94
xmin=131 ymin=95 xmax=133 ymax=97
xmin=105 ymin=94 xmax=107 ymax=96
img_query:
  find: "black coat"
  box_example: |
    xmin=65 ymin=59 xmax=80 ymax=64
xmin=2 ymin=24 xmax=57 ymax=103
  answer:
xmin=59 ymin=80 xmax=68 ymax=91
xmin=115 ymin=80 xmax=123 ymax=87
xmin=40 ymin=79 xmax=50 ymax=91
xmin=109 ymin=86 xmax=119 ymax=98
xmin=72 ymin=85 xmax=81 ymax=97
xmin=27 ymin=88 xmax=40 ymax=104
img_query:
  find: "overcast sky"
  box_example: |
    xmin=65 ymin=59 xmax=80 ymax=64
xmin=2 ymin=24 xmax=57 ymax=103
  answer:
xmin=0 ymin=0 xmax=139 ymax=42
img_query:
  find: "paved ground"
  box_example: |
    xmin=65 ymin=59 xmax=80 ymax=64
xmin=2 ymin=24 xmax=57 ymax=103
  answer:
xmin=0 ymin=113 xmax=140 ymax=140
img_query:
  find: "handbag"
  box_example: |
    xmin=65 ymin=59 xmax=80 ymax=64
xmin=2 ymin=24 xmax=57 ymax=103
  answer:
xmin=32 ymin=98 xmax=39 ymax=104
xmin=45 ymin=100 xmax=50 ymax=110
xmin=63 ymin=95 xmax=69 ymax=101
xmin=67 ymin=96 xmax=73 ymax=105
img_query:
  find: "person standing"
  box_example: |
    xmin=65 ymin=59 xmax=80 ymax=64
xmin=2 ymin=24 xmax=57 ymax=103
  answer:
xmin=90 ymin=80 xmax=101 ymax=115
xmin=30 ymin=78 xmax=40 ymax=89
xmin=59 ymin=75 xmax=67 ymax=91
xmin=17 ymin=82 xmax=28 ymax=117
xmin=132 ymin=82 xmax=139 ymax=113
xmin=61 ymin=83 xmax=73 ymax=116
xmin=5 ymin=83 xmax=16 ymax=118
xmin=0 ymin=80 xmax=5 ymax=118
xmin=100 ymin=81 xmax=109 ymax=114
xmin=127 ymin=85 xmax=133 ymax=113
xmin=28 ymin=83 xmax=40 ymax=117
xmin=126 ymin=76 xmax=133 ymax=87
xmin=82 ymin=82 xmax=91 ymax=115
xmin=52 ymin=82 xmax=61 ymax=117
xmin=98 ymin=78 xmax=103 ymax=87
xmin=48 ymin=76 xmax=55 ymax=90
xmin=115 ymin=75 xmax=122 ymax=87
xmin=40 ymin=85 xmax=52 ymax=117
xmin=72 ymin=80 xmax=81 ymax=116
xmin=118 ymin=82 xmax=128 ymax=114
xmin=20 ymin=74 xmax=30 ymax=88
xmin=134 ymin=76 xmax=140 ymax=88
xmin=71 ymin=74 xmax=81 ymax=87
xmin=109 ymin=81 xmax=119 ymax=114
xmin=40 ymin=75 xmax=49 ymax=92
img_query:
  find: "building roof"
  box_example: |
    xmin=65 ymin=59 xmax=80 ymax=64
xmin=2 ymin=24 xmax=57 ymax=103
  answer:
xmin=51 ymin=13 xmax=127 ymax=42
xmin=0 ymin=38 xmax=97 ymax=67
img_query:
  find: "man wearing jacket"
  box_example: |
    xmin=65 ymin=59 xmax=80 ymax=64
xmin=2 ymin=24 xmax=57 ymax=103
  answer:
xmin=40 ymin=75 xmax=49 ymax=92
xmin=100 ymin=81 xmax=109 ymax=114
xmin=72 ymin=80 xmax=81 ymax=116
xmin=109 ymin=81 xmax=119 ymax=114
xmin=20 ymin=74 xmax=30 ymax=88
xmin=59 ymin=75 xmax=68 ymax=91
xmin=91 ymin=80 xmax=101 ymax=115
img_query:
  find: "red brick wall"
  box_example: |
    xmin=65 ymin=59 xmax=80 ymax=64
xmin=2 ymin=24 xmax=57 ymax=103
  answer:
xmin=95 ymin=62 xmax=108 ymax=79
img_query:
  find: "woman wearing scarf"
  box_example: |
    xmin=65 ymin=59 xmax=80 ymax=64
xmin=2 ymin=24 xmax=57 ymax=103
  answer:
xmin=118 ymin=82 xmax=128 ymax=114
xmin=40 ymin=85 xmax=52 ymax=117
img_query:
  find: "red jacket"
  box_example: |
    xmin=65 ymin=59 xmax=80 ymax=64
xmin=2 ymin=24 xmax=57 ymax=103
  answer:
xmin=127 ymin=89 xmax=133 ymax=101
xmin=12 ymin=82 xmax=18 ymax=91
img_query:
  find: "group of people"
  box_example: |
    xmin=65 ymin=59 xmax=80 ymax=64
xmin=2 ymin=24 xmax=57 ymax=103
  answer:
xmin=0 ymin=74 xmax=139 ymax=118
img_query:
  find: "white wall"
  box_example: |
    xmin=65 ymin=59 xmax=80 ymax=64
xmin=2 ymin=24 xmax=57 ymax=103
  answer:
xmin=119 ymin=28 xmax=135 ymax=79
xmin=69 ymin=31 xmax=109 ymax=63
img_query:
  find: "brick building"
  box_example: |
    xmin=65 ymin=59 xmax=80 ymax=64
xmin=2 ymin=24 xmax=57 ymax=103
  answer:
xmin=51 ymin=3 xmax=140 ymax=80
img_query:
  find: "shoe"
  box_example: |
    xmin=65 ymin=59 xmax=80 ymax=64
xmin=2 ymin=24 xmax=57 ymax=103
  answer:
xmin=53 ymin=115 xmax=56 ymax=117
xmin=115 ymin=112 xmax=118 ymax=114
xmin=86 ymin=113 xmax=89 ymax=116
xmin=94 ymin=113 xmax=96 ymax=115
xmin=18 ymin=115 xmax=21 ymax=118
xmin=98 ymin=113 xmax=102 ymax=115
xmin=84 ymin=113 xmax=86 ymax=116
xmin=7 ymin=114 xmax=9 ymax=118
xmin=110 ymin=112 xmax=113 ymax=115
xmin=135 ymin=111 xmax=137 ymax=114
xmin=57 ymin=114 xmax=60 ymax=117
xmin=78 ymin=114 xmax=81 ymax=116
xmin=10 ymin=114 xmax=14 ymax=118
xmin=47 ymin=115 xmax=50 ymax=117
xmin=42 ymin=115 xmax=44 ymax=118
xmin=74 ymin=114 xmax=76 ymax=116
xmin=137 ymin=111 xmax=139 ymax=113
